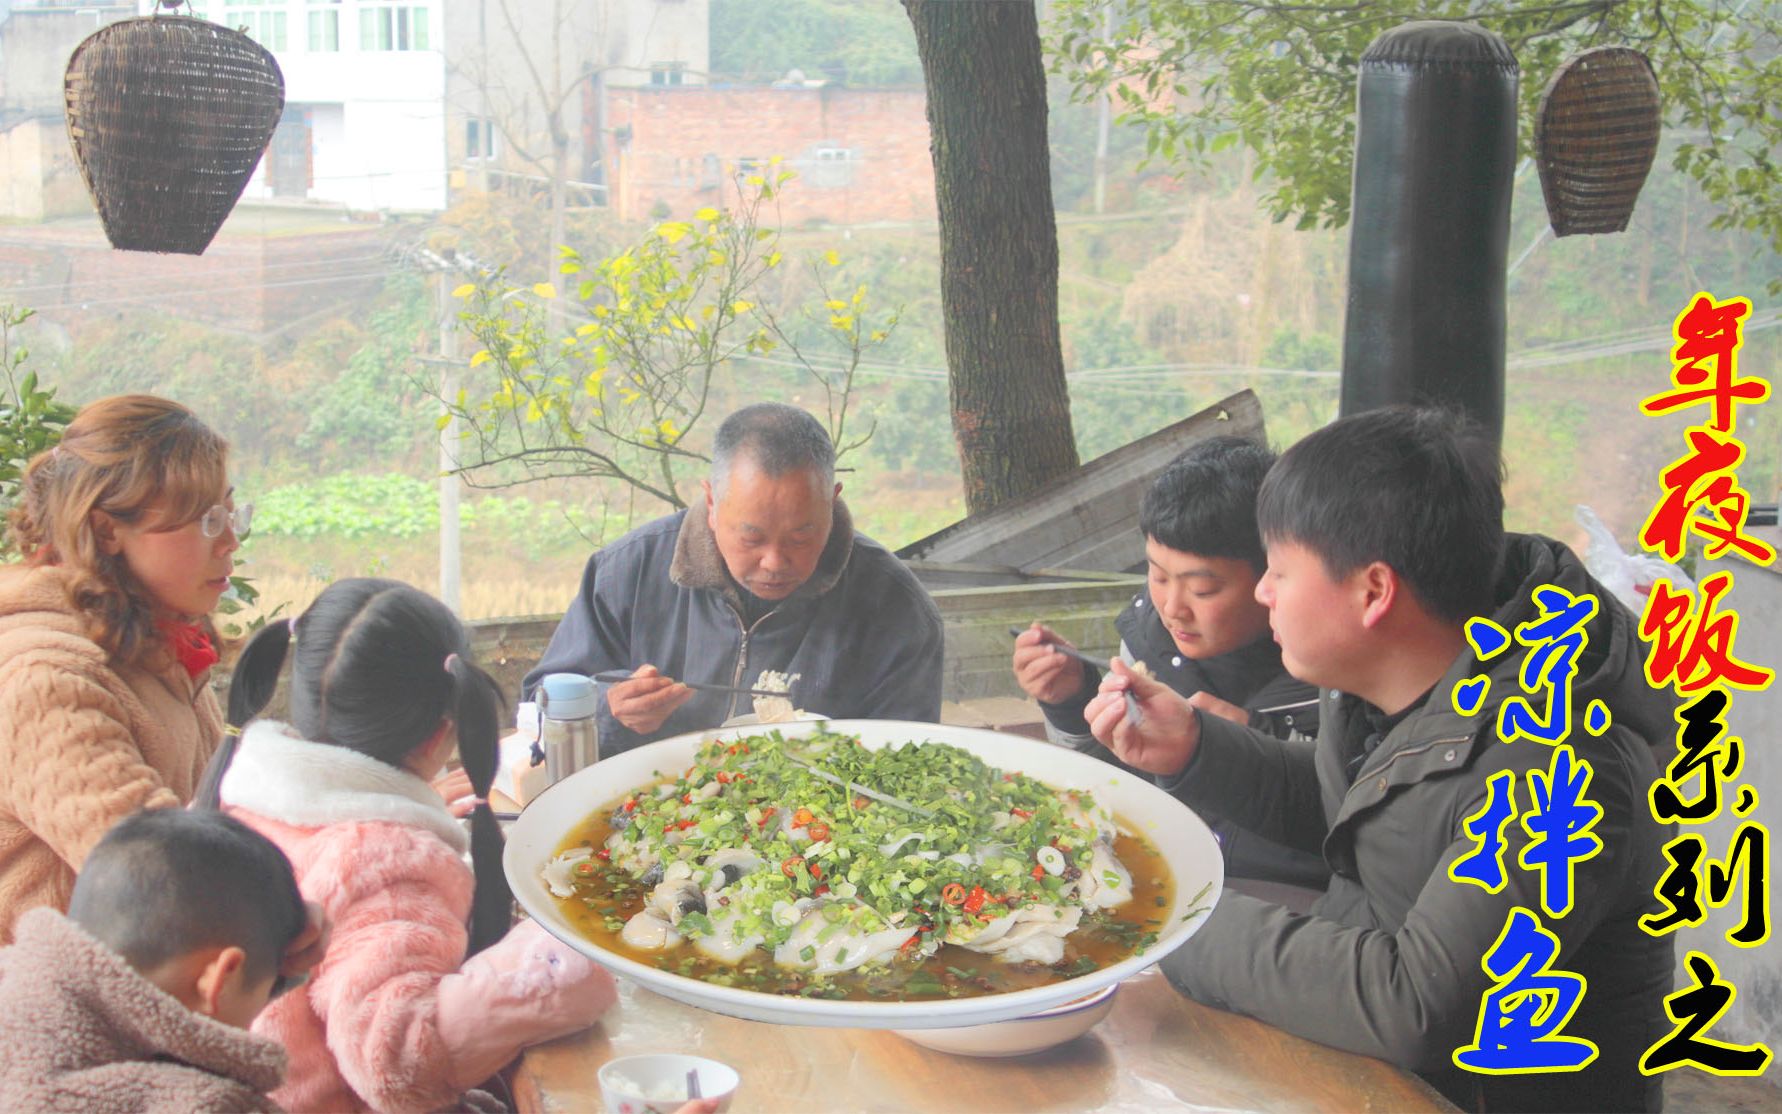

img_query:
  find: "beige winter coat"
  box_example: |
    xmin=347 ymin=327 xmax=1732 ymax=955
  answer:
xmin=0 ymin=907 xmax=285 ymax=1112
xmin=0 ymin=564 xmax=224 ymax=943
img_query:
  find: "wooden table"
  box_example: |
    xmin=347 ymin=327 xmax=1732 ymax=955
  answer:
xmin=512 ymin=967 xmax=1458 ymax=1113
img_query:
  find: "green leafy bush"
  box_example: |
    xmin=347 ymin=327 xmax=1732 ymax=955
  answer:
xmin=0 ymin=307 xmax=77 ymax=559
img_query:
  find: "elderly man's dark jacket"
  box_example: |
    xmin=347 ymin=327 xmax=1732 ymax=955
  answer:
xmin=524 ymin=500 xmax=944 ymax=755
xmin=1159 ymin=534 xmax=1676 ymax=1113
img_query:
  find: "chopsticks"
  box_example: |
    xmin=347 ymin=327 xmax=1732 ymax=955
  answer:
xmin=1008 ymin=627 xmax=1145 ymax=727
xmin=590 ymin=670 xmax=791 ymax=700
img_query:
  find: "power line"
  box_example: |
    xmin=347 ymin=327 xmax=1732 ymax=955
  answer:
xmin=18 ymin=267 xmax=403 ymax=313
xmin=0 ymin=250 xmax=397 ymax=300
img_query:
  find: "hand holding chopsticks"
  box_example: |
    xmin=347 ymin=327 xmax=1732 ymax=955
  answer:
xmin=592 ymin=670 xmax=791 ymax=701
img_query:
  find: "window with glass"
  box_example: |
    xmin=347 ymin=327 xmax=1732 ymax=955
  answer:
xmin=221 ymin=0 xmax=289 ymax=52
xmin=650 ymin=62 xmax=687 ymax=86
xmin=308 ymin=0 xmax=342 ymax=52
xmin=465 ymin=118 xmax=498 ymax=161
xmin=361 ymin=3 xmax=431 ymax=51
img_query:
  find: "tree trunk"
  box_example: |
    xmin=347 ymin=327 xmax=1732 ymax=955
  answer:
xmin=903 ymin=0 xmax=1079 ymax=515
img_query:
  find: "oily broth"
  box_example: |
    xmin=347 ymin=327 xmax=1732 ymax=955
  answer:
xmin=549 ymin=796 xmax=1175 ymax=1002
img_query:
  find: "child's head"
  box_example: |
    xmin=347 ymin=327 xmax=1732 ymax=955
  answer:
xmin=68 ymin=809 xmax=306 ymax=1029
xmin=213 ymin=578 xmax=512 ymax=954
xmin=6 ymin=394 xmax=238 ymax=662
xmin=1254 ymin=406 xmax=1504 ymax=687
xmin=1137 ymin=436 xmax=1276 ymax=659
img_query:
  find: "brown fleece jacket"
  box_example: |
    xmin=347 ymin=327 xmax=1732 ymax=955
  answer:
xmin=0 ymin=907 xmax=285 ymax=1113
xmin=0 ymin=564 xmax=225 ymax=943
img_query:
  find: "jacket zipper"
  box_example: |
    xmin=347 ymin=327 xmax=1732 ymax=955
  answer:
xmin=726 ymin=607 xmax=778 ymax=720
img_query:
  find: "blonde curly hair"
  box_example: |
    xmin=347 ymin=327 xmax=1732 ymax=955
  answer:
xmin=7 ymin=394 xmax=229 ymax=667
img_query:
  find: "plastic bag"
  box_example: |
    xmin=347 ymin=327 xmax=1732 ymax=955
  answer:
xmin=1575 ymin=505 xmax=1693 ymax=614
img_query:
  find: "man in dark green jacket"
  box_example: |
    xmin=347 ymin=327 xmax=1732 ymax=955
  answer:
xmin=1086 ymin=407 xmax=1674 ymax=1113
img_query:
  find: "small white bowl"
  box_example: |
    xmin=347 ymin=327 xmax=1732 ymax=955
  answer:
xmin=598 ymin=1053 xmax=739 ymax=1114
xmin=894 ymin=982 xmax=1120 ymax=1058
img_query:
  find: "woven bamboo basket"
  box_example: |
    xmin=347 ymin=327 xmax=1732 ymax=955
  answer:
xmin=64 ymin=14 xmax=284 ymax=255
xmin=1534 ymin=47 xmax=1660 ymax=237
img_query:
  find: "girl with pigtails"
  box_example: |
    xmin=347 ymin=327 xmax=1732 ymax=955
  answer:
xmin=202 ymin=577 xmax=618 ymax=1114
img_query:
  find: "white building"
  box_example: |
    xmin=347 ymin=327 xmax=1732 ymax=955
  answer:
xmin=139 ymin=0 xmax=706 ymax=213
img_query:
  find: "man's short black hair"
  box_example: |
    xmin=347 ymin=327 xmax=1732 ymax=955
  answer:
xmin=711 ymin=403 xmax=836 ymax=495
xmin=1139 ymin=436 xmax=1275 ymax=572
xmin=68 ymin=809 xmax=306 ymax=984
xmin=1256 ymin=405 xmax=1505 ymax=624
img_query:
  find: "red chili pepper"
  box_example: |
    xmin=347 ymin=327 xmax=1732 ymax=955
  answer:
xmin=781 ymin=855 xmax=805 ymax=877
xmin=1010 ymin=807 xmax=1033 ymax=819
xmin=900 ymin=934 xmax=919 ymax=952
xmin=758 ymin=806 xmax=778 ymax=829
xmin=596 ymin=848 xmax=611 ymax=861
xmin=852 ymin=796 xmax=869 ymax=810
xmin=573 ymin=860 xmax=597 ymax=877
xmin=1031 ymin=864 xmax=1045 ymax=880
xmin=808 ymin=863 xmax=824 ymax=880
xmin=622 ymin=797 xmax=638 ymax=812
xmin=807 ymin=821 xmax=831 ymax=842
xmin=682 ymin=793 xmax=694 ymax=804
xmin=963 ymin=886 xmax=988 ymax=914
xmin=716 ymin=771 xmax=732 ymax=784
xmin=814 ymin=884 xmax=830 ymax=896
xmin=916 ymin=924 xmax=933 ymax=933
xmin=941 ymin=883 xmax=966 ymax=907
xmin=679 ymin=819 xmax=699 ymax=831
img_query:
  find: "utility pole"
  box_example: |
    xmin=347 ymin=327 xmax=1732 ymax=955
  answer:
xmin=1092 ymin=0 xmax=1114 ymax=215
xmin=436 ymin=271 xmax=461 ymax=615
xmin=414 ymin=247 xmax=473 ymax=616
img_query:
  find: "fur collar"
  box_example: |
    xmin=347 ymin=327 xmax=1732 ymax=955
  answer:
xmin=220 ymin=721 xmax=467 ymax=853
xmin=669 ymin=497 xmax=855 ymax=610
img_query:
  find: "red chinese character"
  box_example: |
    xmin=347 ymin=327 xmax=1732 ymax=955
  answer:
xmin=1641 ymin=428 xmax=1776 ymax=565
xmin=1643 ymin=294 xmax=1766 ymax=433
xmin=1641 ymin=573 xmax=1773 ymax=693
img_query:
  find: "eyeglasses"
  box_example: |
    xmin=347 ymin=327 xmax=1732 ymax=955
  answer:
xmin=199 ymin=503 xmax=254 ymax=540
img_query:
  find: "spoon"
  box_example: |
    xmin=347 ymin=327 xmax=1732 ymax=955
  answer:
xmin=686 ymin=1068 xmax=701 ymax=1100
xmin=1008 ymin=627 xmax=1145 ymax=727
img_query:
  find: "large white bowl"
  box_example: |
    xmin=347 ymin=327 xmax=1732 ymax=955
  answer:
xmin=894 ymin=982 xmax=1120 ymax=1057
xmin=504 ymin=719 xmax=1221 ymax=1029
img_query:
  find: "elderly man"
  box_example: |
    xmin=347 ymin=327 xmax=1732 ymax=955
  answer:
xmin=524 ymin=403 xmax=944 ymax=756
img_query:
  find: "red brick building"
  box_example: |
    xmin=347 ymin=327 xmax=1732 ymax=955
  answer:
xmin=595 ymin=84 xmax=935 ymax=225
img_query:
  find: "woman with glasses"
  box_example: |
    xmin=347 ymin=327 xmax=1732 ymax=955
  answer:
xmin=0 ymin=394 xmax=250 ymax=943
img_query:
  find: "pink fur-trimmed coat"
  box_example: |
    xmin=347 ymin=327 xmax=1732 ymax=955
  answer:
xmin=222 ymin=722 xmax=614 ymax=1114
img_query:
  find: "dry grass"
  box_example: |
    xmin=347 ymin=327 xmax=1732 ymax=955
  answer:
xmin=229 ymin=482 xmax=965 ymax=627
xmin=237 ymin=570 xmax=580 ymax=625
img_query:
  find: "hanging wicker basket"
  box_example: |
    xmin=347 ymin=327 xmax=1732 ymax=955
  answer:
xmin=1533 ymin=46 xmax=1660 ymax=237
xmin=64 ymin=14 xmax=284 ymax=255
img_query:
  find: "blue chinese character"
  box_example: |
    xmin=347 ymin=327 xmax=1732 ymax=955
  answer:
xmin=1521 ymin=746 xmax=1605 ymax=918
xmin=1499 ymin=587 xmax=1599 ymax=745
xmin=1455 ymin=908 xmax=1599 ymax=1073
xmin=1451 ymin=770 xmax=1517 ymax=893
